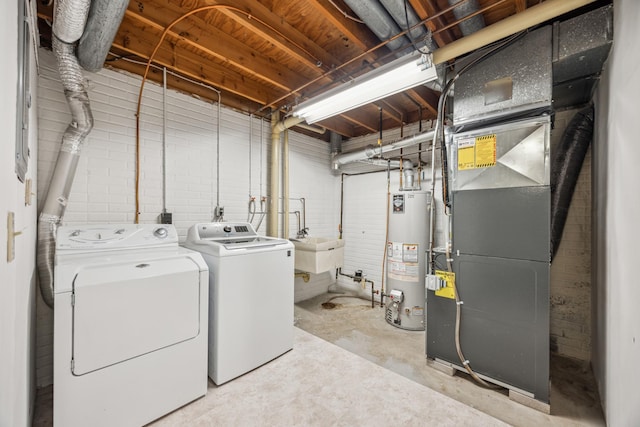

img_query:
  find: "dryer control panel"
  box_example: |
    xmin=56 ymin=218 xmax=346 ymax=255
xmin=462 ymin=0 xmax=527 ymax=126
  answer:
xmin=57 ymin=224 xmax=178 ymax=252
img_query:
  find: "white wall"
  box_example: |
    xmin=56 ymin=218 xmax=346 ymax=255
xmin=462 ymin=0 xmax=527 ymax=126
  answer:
xmin=0 ymin=1 xmax=38 ymax=426
xmin=593 ymin=0 xmax=640 ymax=424
xmin=35 ymin=49 xmax=339 ymax=386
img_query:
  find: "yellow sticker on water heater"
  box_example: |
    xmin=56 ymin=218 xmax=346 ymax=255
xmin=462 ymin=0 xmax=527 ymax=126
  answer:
xmin=434 ymin=270 xmax=456 ymax=300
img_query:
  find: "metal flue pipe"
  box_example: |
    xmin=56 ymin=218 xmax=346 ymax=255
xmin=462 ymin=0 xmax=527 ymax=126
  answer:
xmin=332 ymin=129 xmax=435 ymax=169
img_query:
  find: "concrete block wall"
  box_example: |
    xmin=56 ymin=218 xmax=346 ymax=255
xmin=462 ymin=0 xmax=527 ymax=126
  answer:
xmin=550 ymin=109 xmax=593 ymax=361
xmin=35 ymin=49 xmax=339 ymax=386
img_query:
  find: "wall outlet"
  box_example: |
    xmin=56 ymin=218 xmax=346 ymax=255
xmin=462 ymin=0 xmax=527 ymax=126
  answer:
xmin=159 ymin=212 xmax=172 ymax=224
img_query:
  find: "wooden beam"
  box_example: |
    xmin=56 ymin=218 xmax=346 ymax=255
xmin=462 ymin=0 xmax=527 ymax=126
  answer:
xmin=123 ymin=9 xmax=310 ymax=92
xmin=113 ymin=15 xmax=281 ymax=105
xmin=514 ymin=0 xmax=528 ymax=13
xmin=410 ymin=0 xmax=456 ymax=47
xmin=304 ymin=0 xmax=379 ymax=55
xmin=405 ymin=87 xmax=439 ymax=116
xmin=214 ymin=0 xmax=338 ymax=74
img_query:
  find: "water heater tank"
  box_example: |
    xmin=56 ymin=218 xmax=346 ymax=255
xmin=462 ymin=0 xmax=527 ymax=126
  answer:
xmin=385 ymin=190 xmax=430 ymax=330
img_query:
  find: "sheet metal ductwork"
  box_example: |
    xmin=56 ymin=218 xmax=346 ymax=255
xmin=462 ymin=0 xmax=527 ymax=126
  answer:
xmin=77 ymin=0 xmax=129 ymax=72
xmin=550 ymin=105 xmax=593 ymax=260
xmin=37 ymin=0 xmax=126 ymax=308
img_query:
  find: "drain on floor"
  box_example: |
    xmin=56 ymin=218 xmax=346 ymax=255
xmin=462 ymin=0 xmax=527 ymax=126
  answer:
xmin=321 ymin=302 xmax=339 ymax=309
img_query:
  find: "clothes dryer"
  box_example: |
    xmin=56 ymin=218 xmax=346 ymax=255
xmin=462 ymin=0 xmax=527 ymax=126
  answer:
xmin=54 ymin=224 xmax=208 ymax=427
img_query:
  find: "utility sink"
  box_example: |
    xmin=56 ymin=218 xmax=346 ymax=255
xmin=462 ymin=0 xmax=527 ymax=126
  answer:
xmin=291 ymin=237 xmax=344 ymax=274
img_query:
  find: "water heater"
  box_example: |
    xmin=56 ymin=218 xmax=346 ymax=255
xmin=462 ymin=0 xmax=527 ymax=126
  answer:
xmin=386 ymin=190 xmax=430 ymax=330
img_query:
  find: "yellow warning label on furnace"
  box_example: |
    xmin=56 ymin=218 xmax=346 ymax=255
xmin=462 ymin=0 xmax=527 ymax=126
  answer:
xmin=434 ymin=270 xmax=456 ymax=300
xmin=475 ymin=134 xmax=496 ymax=168
xmin=457 ymin=134 xmax=496 ymax=170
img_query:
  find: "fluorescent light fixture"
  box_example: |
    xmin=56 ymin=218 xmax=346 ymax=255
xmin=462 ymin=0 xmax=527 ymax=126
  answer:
xmin=293 ymin=51 xmax=437 ymax=124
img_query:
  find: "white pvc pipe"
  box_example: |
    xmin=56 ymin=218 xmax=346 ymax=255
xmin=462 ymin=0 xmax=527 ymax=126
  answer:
xmin=268 ymin=111 xmax=281 ymax=237
xmin=433 ymin=0 xmax=596 ymax=65
xmin=283 ymin=130 xmax=290 ymax=239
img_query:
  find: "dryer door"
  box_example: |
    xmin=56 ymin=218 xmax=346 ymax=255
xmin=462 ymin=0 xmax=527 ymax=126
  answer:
xmin=71 ymin=256 xmax=201 ymax=375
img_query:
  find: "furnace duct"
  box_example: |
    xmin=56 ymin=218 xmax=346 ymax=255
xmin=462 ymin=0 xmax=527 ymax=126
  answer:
xmin=550 ymin=104 xmax=594 ymax=260
xmin=77 ymin=0 xmax=129 ymax=72
xmin=37 ymin=0 xmax=125 ymax=308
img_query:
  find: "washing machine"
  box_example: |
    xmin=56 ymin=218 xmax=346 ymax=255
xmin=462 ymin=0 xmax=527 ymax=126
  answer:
xmin=184 ymin=222 xmax=294 ymax=385
xmin=54 ymin=224 xmax=208 ymax=427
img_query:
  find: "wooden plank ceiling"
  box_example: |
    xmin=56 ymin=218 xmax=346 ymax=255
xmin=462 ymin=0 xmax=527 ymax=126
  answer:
xmin=37 ymin=0 xmax=546 ymax=140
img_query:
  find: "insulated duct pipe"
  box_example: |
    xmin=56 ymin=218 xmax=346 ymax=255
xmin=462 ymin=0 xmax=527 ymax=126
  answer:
xmin=378 ymin=0 xmax=444 ymax=90
xmin=347 ymin=0 xmax=444 ymax=90
xmin=550 ymin=105 xmax=593 ymax=260
xmin=433 ymin=0 xmax=596 ymax=65
xmin=37 ymin=0 xmax=93 ymax=308
xmin=332 ymin=129 xmax=435 ymax=169
xmin=76 ymin=0 xmax=128 ymax=72
xmin=343 ymin=0 xmax=409 ymax=55
xmin=268 ymin=114 xmax=305 ymax=237
xmin=446 ymin=0 xmax=485 ymax=36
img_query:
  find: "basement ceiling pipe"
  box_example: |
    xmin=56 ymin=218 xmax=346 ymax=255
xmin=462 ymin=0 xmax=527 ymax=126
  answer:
xmin=77 ymin=0 xmax=129 ymax=72
xmin=37 ymin=0 xmax=93 ymax=308
xmin=550 ymin=104 xmax=593 ymax=260
xmin=433 ymin=0 xmax=597 ymax=66
xmin=268 ymin=114 xmax=305 ymax=237
xmin=343 ymin=0 xmax=409 ymax=55
xmin=332 ymin=129 xmax=435 ymax=169
xmin=446 ymin=0 xmax=485 ymax=36
xmin=346 ymin=0 xmax=444 ymax=90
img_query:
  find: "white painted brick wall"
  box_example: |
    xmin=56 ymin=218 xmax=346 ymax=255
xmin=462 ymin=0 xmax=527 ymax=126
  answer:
xmin=550 ymin=109 xmax=592 ymax=361
xmin=35 ymin=49 xmax=339 ymax=386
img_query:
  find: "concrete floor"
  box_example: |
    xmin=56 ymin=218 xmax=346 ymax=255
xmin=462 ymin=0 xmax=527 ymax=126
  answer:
xmin=33 ymin=328 xmax=506 ymax=426
xmin=294 ymin=290 xmax=605 ymax=427
xmin=32 ymin=289 xmax=604 ymax=426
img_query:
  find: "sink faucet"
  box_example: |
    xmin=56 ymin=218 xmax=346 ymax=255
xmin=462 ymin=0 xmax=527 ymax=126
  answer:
xmin=297 ymin=228 xmax=309 ymax=238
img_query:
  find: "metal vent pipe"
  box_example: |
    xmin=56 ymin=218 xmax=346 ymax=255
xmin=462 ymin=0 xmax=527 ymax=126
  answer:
xmin=38 ymin=0 xmax=93 ymax=308
xmin=343 ymin=0 xmax=409 ymax=55
xmin=38 ymin=0 xmax=128 ymax=307
xmin=447 ymin=0 xmax=485 ymax=36
xmin=77 ymin=0 xmax=129 ymax=72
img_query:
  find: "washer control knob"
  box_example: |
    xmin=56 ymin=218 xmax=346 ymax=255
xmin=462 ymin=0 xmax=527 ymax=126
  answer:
xmin=154 ymin=227 xmax=168 ymax=239
xmin=223 ymin=225 xmax=232 ymax=233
